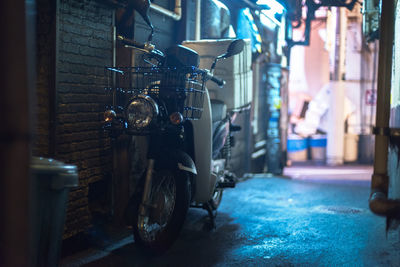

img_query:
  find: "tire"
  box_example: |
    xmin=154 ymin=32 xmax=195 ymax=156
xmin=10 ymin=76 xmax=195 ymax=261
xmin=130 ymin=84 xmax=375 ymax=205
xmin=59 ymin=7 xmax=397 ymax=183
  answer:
xmin=131 ymin=168 xmax=191 ymax=254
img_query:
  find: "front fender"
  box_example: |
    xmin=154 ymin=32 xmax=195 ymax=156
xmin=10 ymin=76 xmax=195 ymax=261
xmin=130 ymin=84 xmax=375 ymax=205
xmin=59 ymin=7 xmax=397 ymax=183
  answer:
xmin=155 ymin=150 xmax=197 ymax=175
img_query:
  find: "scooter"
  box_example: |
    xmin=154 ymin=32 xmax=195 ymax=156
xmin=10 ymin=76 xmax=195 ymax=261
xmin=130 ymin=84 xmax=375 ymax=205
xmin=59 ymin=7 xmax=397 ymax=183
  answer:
xmin=104 ymin=2 xmax=244 ymax=254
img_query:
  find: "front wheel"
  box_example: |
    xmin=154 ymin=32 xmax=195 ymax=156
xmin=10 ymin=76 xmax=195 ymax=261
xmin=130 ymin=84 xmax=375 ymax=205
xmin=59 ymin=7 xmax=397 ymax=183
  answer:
xmin=131 ymin=169 xmax=191 ymax=254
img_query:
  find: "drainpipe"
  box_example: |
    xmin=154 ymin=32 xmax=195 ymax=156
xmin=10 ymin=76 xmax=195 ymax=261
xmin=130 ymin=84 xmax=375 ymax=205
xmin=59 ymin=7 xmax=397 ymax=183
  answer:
xmin=369 ymin=0 xmax=400 ymax=216
xmin=195 ymin=0 xmax=201 ymax=40
xmin=49 ymin=0 xmax=59 ymax=157
xmin=150 ymin=0 xmax=181 ymax=21
xmin=326 ymin=7 xmax=346 ymax=166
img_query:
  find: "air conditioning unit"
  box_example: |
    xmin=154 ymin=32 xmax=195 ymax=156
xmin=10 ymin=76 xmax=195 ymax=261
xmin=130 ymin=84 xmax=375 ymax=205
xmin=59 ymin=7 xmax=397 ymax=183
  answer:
xmin=183 ymin=39 xmax=253 ymax=111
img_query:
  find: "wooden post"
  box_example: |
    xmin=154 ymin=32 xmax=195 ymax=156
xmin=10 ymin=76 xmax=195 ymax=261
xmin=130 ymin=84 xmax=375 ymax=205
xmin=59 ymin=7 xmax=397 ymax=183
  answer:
xmin=0 ymin=0 xmax=33 ymax=266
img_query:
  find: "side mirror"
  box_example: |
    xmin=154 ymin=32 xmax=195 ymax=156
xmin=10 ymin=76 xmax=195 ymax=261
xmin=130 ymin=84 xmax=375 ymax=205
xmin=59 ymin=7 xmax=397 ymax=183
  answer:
xmin=222 ymin=39 xmax=245 ymax=59
xmin=211 ymin=39 xmax=245 ymax=71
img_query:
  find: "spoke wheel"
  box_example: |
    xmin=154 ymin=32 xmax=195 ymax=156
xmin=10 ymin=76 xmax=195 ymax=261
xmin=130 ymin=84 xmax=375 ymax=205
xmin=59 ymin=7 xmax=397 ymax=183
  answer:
xmin=131 ymin=169 xmax=190 ymax=254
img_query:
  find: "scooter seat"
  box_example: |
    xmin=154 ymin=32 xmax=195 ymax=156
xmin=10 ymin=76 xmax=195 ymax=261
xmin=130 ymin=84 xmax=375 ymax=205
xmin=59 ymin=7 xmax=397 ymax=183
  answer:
xmin=210 ymin=99 xmax=227 ymax=123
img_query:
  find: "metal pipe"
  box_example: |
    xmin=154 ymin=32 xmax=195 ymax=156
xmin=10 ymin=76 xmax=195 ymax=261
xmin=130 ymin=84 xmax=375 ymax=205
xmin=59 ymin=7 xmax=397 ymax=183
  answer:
xmin=369 ymin=0 xmax=400 ymax=216
xmin=150 ymin=0 xmax=181 ymax=21
xmin=49 ymin=0 xmax=59 ymax=157
xmin=195 ymin=0 xmax=201 ymax=40
xmin=326 ymin=7 xmax=345 ymax=166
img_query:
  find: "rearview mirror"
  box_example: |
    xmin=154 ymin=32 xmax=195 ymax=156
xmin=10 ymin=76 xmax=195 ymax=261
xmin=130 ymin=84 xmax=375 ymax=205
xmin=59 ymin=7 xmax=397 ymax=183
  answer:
xmin=211 ymin=39 xmax=245 ymax=71
xmin=223 ymin=39 xmax=245 ymax=59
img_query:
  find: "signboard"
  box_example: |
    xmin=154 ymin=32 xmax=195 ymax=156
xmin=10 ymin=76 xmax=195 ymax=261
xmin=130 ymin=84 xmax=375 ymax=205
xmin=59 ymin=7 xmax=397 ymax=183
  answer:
xmin=365 ymin=89 xmax=377 ymax=105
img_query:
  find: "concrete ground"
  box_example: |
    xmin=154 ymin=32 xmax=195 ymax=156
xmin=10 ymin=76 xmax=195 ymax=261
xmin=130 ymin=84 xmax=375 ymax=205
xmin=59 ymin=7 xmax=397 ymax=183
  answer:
xmin=61 ymin=165 xmax=400 ymax=266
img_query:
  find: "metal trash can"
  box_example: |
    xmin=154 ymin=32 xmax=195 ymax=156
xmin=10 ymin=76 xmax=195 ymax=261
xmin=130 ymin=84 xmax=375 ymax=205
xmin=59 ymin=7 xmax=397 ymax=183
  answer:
xmin=287 ymin=134 xmax=308 ymax=162
xmin=310 ymin=134 xmax=327 ymax=163
xmin=344 ymin=133 xmax=359 ymax=162
xmin=30 ymin=157 xmax=78 ymax=267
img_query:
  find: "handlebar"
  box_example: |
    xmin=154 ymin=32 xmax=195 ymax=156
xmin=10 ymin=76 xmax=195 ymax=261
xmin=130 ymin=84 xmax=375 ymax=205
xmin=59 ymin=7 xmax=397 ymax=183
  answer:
xmin=117 ymin=35 xmax=146 ymax=49
xmin=117 ymin=35 xmax=165 ymax=63
xmin=117 ymin=36 xmax=225 ymax=87
xmin=210 ymin=75 xmax=225 ymax=87
xmin=205 ymin=70 xmax=225 ymax=87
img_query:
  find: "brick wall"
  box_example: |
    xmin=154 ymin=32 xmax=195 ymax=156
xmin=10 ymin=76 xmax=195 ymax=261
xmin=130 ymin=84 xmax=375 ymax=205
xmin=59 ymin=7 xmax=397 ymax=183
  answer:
xmin=35 ymin=0 xmax=187 ymax=238
xmin=56 ymin=0 xmax=113 ymax=238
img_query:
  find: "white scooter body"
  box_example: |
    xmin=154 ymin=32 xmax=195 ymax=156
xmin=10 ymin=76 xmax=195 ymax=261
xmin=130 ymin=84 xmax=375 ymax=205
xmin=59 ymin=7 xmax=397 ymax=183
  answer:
xmin=191 ymin=89 xmax=218 ymax=203
xmin=188 ymin=39 xmax=246 ymax=204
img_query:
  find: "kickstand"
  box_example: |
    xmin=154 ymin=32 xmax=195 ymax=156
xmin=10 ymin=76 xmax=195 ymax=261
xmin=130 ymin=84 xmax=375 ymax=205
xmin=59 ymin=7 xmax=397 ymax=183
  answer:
xmin=203 ymin=202 xmax=216 ymax=230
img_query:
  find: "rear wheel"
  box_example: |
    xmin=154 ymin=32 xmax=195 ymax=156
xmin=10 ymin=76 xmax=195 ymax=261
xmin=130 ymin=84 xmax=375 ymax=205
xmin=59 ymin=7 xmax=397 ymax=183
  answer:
xmin=131 ymin=169 xmax=190 ymax=254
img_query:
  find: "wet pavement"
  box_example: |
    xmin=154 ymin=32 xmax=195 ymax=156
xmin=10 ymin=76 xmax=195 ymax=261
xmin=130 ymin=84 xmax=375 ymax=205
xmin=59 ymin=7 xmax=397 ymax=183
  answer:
xmin=61 ymin=166 xmax=400 ymax=266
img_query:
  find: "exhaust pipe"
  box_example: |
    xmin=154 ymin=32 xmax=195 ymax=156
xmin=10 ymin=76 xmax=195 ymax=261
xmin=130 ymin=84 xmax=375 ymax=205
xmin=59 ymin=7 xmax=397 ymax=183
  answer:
xmin=369 ymin=0 xmax=400 ymax=218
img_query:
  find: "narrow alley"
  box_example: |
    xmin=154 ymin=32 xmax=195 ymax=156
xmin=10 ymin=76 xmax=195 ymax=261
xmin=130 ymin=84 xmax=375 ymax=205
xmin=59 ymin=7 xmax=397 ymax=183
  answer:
xmin=61 ymin=166 xmax=400 ymax=266
xmin=2 ymin=1 xmax=400 ymax=266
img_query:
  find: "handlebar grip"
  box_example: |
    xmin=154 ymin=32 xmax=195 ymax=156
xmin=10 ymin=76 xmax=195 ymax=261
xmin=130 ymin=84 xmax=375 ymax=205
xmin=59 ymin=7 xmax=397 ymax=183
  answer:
xmin=117 ymin=35 xmax=145 ymax=49
xmin=210 ymin=75 xmax=226 ymax=87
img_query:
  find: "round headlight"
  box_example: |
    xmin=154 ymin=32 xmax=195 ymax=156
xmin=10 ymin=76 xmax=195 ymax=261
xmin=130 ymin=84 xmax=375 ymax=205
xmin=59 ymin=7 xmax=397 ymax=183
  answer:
xmin=126 ymin=95 xmax=159 ymax=130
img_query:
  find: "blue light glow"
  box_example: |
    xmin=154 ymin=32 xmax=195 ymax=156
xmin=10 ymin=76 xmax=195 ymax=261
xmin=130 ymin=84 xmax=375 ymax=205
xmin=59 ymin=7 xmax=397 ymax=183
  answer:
xmin=256 ymin=0 xmax=285 ymax=15
xmin=257 ymin=0 xmax=286 ymax=27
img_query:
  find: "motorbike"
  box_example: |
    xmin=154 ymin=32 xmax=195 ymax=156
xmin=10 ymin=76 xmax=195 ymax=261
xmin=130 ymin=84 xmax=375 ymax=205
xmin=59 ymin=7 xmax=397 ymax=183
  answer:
xmin=104 ymin=2 xmax=245 ymax=254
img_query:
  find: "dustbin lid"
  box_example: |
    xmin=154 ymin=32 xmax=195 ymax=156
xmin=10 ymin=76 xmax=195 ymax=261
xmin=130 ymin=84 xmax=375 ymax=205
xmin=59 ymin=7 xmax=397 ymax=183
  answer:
xmin=30 ymin=157 xmax=79 ymax=188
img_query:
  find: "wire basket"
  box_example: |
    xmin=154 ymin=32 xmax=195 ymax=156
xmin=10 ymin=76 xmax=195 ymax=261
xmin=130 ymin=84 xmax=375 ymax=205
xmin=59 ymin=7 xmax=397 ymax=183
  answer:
xmin=105 ymin=66 xmax=206 ymax=120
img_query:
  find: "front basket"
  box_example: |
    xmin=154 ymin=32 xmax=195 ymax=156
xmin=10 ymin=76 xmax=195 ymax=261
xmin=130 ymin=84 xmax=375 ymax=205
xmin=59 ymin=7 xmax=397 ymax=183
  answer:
xmin=105 ymin=66 xmax=206 ymax=120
